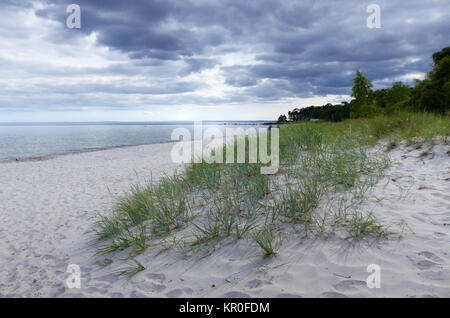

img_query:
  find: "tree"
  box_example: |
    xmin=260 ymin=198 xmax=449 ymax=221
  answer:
xmin=277 ymin=114 xmax=287 ymax=123
xmin=411 ymin=47 xmax=450 ymax=114
xmin=373 ymin=89 xmax=388 ymax=108
xmin=432 ymin=47 xmax=450 ymax=64
xmin=384 ymin=81 xmax=411 ymax=111
xmin=284 ymin=103 xmax=350 ymax=122
xmin=350 ymin=70 xmax=374 ymax=118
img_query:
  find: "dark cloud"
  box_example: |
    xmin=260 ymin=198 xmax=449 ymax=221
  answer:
xmin=1 ymin=0 xmax=449 ymax=113
xmin=181 ymin=58 xmax=218 ymax=75
xmin=224 ymin=66 xmax=260 ymax=87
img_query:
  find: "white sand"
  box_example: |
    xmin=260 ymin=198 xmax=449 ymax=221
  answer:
xmin=0 ymin=141 xmax=449 ymax=297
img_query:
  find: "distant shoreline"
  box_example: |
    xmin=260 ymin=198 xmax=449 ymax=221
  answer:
xmin=0 ymin=121 xmax=269 ymax=126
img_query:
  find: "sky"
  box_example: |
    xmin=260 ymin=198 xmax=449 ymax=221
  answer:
xmin=0 ymin=0 xmax=448 ymax=122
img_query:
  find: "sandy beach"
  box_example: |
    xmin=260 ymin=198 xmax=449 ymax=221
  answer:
xmin=0 ymin=140 xmax=449 ymax=298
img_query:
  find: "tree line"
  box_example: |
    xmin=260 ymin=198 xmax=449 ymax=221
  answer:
xmin=278 ymin=47 xmax=449 ymax=123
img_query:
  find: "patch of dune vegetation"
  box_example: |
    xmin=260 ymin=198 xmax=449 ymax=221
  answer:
xmin=91 ymin=46 xmax=449 ymax=277
xmin=91 ymin=111 xmax=448 ymax=277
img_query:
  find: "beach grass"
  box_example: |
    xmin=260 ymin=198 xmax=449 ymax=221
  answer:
xmin=91 ymin=111 xmax=449 ymax=276
xmin=252 ymin=225 xmax=281 ymax=257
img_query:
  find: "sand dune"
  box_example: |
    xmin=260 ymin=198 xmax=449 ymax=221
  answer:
xmin=0 ymin=140 xmax=449 ymax=297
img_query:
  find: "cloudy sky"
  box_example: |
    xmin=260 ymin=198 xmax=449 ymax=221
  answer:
xmin=0 ymin=0 xmax=448 ymax=122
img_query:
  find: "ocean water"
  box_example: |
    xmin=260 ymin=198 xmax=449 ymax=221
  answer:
xmin=0 ymin=121 xmax=265 ymax=160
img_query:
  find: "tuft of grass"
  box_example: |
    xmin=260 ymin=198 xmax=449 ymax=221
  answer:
xmin=217 ymin=210 xmax=238 ymax=237
xmin=114 ymin=259 xmax=145 ymax=279
xmin=252 ymin=225 xmax=281 ymax=256
xmin=234 ymin=217 xmax=257 ymax=239
xmin=92 ymin=213 xmax=123 ymax=241
xmin=129 ymin=225 xmax=148 ymax=256
xmin=344 ymin=211 xmax=390 ymax=240
xmin=150 ymin=176 xmax=192 ymax=234
xmin=191 ymin=210 xmax=221 ymax=246
xmin=276 ymin=179 xmax=322 ymax=222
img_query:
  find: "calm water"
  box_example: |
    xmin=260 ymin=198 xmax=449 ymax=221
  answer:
xmin=0 ymin=121 xmax=265 ymax=160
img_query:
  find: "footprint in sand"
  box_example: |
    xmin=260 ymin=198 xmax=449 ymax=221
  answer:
xmin=136 ymin=272 xmax=168 ymax=295
xmin=144 ymin=272 xmax=166 ymax=283
xmin=224 ymin=273 xmax=242 ymax=284
xmin=245 ymin=279 xmax=263 ymax=289
xmin=409 ymin=251 xmax=445 ymax=270
xmin=407 ymin=255 xmax=439 ymax=270
xmin=244 ymin=279 xmax=273 ymax=290
xmin=414 ymin=260 xmax=438 ymax=270
xmin=137 ymin=280 xmax=166 ymax=293
xmin=418 ymin=270 xmax=449 ymax=280
xmin=418 ymin=251 xmax=444 ymax=263
xmin=333 ymin=280 xmax=366 ymax=292
xmin=222 ymin=291 xmax=251 ymax=298
xmin=165 ymin=288 xmax=194 ymax=297
xmin=321 ymin=291 xmax=348 ymax=298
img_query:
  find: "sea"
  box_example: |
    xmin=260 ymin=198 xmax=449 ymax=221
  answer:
xmin=0 ymin=121 xmax=267 ymax=160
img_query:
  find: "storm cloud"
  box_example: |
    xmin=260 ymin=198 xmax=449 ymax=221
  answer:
xmin=0 ymin=0 xmax=449 ymax=120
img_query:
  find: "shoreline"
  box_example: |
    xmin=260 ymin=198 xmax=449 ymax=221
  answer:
xmin=0 ymin=139 xmax=179 ymax=163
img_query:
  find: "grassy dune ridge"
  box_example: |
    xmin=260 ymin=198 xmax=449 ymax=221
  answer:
xmin=91 ymin=111 xmax=449 ymax=277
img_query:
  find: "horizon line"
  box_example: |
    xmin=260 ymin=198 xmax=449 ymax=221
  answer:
xmin=0 ymin=119 xmax=274 ymax=126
